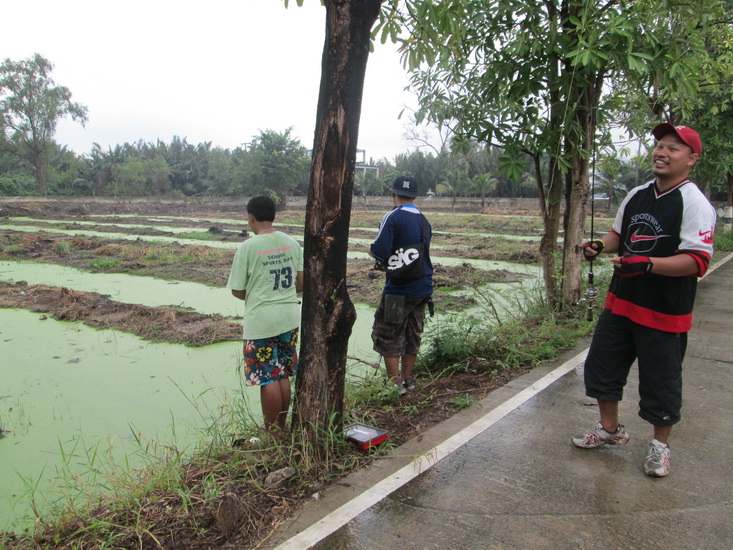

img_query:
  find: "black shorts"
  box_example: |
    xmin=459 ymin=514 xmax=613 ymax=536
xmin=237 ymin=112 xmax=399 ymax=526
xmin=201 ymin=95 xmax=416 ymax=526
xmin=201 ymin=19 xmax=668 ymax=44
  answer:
xmin=584 ymin=309 xmax=687 ymax=426
xmin=372 ymin=295 xmax=430 ymax=358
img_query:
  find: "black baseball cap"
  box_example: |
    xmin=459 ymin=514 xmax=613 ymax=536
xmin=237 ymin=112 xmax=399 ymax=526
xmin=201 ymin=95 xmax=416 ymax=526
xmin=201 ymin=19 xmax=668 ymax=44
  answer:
xmin=391 ymin=175 xmax=418 ymax=198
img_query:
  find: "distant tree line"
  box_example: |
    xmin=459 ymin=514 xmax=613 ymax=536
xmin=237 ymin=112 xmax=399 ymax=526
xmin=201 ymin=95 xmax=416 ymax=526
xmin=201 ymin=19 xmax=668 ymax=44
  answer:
xmin=2 ymin=53 xmax=729 ymax=209
xmin=2 ymin=119 xmax=668 ymax=208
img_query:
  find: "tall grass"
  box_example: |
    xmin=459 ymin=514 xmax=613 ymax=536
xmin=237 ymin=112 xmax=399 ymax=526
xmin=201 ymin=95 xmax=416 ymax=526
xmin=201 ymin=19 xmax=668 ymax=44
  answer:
xmin=418 ymin=277 xmax=598 ymax=377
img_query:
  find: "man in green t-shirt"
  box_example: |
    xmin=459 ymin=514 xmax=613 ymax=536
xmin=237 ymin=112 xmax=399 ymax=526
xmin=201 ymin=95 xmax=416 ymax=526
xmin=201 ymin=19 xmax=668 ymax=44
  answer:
xmin=227 ymin=196 xmax=304 ymax=437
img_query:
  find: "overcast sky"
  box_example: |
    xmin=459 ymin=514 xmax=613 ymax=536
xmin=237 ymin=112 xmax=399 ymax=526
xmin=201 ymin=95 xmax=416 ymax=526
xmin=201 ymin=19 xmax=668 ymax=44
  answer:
xmin=2 ymin=0 xmax=424 ymax=162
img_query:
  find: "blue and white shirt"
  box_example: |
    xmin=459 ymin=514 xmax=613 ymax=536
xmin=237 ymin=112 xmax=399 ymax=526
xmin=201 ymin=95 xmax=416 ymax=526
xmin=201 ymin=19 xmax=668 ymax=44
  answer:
xmin=370 ymin=204 xmax=433 ymax=297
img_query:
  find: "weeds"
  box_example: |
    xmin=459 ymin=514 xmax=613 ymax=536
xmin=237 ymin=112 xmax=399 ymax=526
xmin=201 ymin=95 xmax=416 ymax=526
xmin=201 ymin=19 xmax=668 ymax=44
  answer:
xmin=714 ymin=227 xmax=733 ymax=252
xmin=53 ymin=240 xmax=71 ymax=254
xmin=451 ymin=395 xmax=479 ymax=410
xmin=419 ymin=278 xmax=595 ymax=378
xmin=88 ymin=258 xmax=123 ymax=270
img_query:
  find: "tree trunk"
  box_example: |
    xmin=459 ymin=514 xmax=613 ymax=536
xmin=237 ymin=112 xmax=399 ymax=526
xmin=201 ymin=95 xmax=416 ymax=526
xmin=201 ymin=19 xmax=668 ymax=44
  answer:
xmin=34 ymin=154 xmax=48 ymax=196
xmin=560 ymin=80 xmax=599 ymax=306
xmin=538 ymin=155 xmax=563 ymax=310
xmin=562 ymin=146 xmax=590 ymax=306
xmin=727 ymin=172 xmax=733 ymax=207
xmin=276 ymin=188 xmax=288 ymax=211
xmin=536 ymin=75 xmax=564 ymax=310
xmin=293 ymin=0 xmax=381 ymax=456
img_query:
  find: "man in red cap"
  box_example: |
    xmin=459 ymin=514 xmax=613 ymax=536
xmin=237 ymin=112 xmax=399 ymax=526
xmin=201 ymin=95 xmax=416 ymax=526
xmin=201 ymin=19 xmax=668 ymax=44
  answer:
xmin=572 ymin=123 xmax=716 ymax=477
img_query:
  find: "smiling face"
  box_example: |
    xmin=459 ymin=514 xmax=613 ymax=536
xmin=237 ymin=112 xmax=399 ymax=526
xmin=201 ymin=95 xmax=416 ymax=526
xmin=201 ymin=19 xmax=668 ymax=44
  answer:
xmin=651 ymin=133 xmax=699 ymax=190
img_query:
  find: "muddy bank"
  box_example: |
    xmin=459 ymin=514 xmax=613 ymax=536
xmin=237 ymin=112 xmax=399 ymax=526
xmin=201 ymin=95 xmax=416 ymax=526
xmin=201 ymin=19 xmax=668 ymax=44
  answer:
xmin=0 ymin=231 xmax=530 ymax=312
xmin=0 ymin=281 xmax=241 ymax=346
xmin=0 ymin=198 xmax=538 ymax=345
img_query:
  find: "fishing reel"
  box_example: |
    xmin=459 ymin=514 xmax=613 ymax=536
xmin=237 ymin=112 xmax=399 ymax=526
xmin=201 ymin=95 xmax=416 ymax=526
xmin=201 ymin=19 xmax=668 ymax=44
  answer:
xmin=572 ymin=273 xmax=599 ymax=321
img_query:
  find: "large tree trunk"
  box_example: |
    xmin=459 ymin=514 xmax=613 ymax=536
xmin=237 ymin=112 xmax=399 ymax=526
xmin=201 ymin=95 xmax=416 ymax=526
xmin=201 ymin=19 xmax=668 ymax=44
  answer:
xmin=293 ymin=0 xmax=382 ymax=456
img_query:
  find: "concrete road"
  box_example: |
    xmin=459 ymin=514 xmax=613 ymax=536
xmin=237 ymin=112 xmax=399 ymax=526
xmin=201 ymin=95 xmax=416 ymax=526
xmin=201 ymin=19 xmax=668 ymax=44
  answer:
xmin=268 ymin=254 xmax=733 ymax=550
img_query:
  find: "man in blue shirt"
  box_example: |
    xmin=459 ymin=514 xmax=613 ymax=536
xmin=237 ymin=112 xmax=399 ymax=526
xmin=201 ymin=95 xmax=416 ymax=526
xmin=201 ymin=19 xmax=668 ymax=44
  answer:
xmin=370 ymin=176 xmax=434 ymax=395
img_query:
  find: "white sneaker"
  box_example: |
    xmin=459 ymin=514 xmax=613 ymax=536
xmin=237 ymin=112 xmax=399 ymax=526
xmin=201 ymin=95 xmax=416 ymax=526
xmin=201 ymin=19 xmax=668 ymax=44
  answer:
xmin=572 ymin=422 xmax=630 ymax=449
xmin=644 ymin=439 xmax=671 ymax=477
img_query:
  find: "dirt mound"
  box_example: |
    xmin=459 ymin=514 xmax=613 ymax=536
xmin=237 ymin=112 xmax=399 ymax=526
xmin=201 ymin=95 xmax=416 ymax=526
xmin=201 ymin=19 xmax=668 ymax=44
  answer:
xmin=0 ymin=281 xmax=241 ymax=346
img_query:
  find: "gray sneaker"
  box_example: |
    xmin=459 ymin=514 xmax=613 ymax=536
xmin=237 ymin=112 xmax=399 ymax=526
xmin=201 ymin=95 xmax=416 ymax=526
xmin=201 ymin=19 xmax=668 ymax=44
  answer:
xmin=572 ymin=422 xmax=630 ymax=449
xmin=644 ymin=439 xmax=671 ymax=477
xmin=402 ymin=376 xmax=416 ymax=391
xmin=380 ymin=380 xmax=406 ymax=398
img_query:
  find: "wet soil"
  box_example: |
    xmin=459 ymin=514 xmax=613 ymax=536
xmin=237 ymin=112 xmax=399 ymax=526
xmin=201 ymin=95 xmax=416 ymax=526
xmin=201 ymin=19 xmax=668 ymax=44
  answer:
xmin=1 ymin=217 xmax=544 ymax=264
xmin=0 ymin=229 xmax=531 ymax=346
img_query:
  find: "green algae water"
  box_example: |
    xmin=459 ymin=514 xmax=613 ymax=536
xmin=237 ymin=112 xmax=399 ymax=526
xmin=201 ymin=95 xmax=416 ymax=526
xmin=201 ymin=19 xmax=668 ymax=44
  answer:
xmin=0 ymin=263 xmax=382 ymax=531
xmin=0 ymin=308 xmax=381 ymax=532
xmin=0 ymin=308 xmax=241 ymax=531
xmin=0 ymin=260 xmax=242 ymax=317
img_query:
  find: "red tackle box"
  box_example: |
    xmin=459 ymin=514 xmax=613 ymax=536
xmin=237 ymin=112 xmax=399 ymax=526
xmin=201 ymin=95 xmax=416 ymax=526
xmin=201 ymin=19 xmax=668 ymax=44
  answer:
xmin=343 ymin=423 xmax=389 ymax=450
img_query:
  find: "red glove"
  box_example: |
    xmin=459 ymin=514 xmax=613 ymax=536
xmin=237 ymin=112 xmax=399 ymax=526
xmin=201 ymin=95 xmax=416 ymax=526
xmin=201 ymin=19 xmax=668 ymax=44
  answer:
xmin=582 ymin=239 xmax=605 ymax=261
xmin=614 ymin=255 xmax=653 ymax=277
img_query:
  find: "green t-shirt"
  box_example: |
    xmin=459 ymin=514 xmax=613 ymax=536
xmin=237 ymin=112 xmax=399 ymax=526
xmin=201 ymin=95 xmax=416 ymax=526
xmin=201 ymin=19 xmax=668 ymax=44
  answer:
xmin=227 ymin=231 xmax=303 ymax=340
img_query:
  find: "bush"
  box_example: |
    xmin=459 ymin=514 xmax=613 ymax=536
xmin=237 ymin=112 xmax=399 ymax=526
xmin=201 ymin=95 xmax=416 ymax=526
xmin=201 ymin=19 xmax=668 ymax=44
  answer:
xmin=715 ymin=227 xmax=733 ymax=252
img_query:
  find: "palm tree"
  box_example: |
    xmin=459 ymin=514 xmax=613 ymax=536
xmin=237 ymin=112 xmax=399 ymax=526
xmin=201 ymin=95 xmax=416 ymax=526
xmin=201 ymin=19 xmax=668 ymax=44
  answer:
xmin=354 ymin=170 xmax=383 ymax=206
xmin=437 ymin=168 xmax=469 ymax=211
xmin=470 ymin=173 xmax=498 ymax=208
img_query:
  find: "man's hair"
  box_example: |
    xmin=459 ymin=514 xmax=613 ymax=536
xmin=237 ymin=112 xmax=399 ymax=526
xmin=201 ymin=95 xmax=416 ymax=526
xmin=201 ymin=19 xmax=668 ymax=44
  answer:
xmin=246 ymin=196 xmax=276 ymax=222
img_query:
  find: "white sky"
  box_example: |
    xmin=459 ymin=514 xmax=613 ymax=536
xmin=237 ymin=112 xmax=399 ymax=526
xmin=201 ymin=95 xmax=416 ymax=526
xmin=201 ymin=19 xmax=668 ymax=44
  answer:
xmin=2 ymin=0 xmax=423 ymax=162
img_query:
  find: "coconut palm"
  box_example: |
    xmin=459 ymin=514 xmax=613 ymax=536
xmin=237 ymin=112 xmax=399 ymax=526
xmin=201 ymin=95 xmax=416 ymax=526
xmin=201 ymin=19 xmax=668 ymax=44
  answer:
xmin=470 ymin=173 xmax=498 ymax=208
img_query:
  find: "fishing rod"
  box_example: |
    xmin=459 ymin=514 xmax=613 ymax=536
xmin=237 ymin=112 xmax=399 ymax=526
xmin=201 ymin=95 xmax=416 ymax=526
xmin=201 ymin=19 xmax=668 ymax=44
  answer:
xmin=575 ymin=130 xmax=600 ymax=321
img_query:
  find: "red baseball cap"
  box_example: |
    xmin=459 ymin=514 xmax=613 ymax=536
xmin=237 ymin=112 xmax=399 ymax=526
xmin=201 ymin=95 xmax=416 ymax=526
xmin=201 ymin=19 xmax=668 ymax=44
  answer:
xmin=652 ymin=123 xmax=702 ymax=155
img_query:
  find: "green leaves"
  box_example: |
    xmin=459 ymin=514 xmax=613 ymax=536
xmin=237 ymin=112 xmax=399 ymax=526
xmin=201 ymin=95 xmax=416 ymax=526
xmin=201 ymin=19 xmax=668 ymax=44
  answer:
xmin=1 ymin=53 xmax=87 ymax=195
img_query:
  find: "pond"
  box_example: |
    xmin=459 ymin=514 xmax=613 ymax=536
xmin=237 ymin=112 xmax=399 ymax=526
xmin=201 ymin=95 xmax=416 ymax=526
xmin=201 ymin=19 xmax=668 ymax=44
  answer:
xmin=1 ymin=308 xmax=238 ymax=531
xmin=0 ymin=262 xmax=382 ymax=532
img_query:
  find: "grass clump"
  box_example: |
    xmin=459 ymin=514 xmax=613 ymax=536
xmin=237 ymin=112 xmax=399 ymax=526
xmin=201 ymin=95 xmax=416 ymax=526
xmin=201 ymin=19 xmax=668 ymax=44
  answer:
xmin=714 ymin=227 xmax=733 ymax=252
xmin=88 ymin=257 xmax=123 ymax=270
xmin=53 ymin=240 xmax=72 ymax=255
xmin=418 ymin=279 xmax=597 ymax=378
xmin=451 ymin=395 xmax=480 ymax=411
